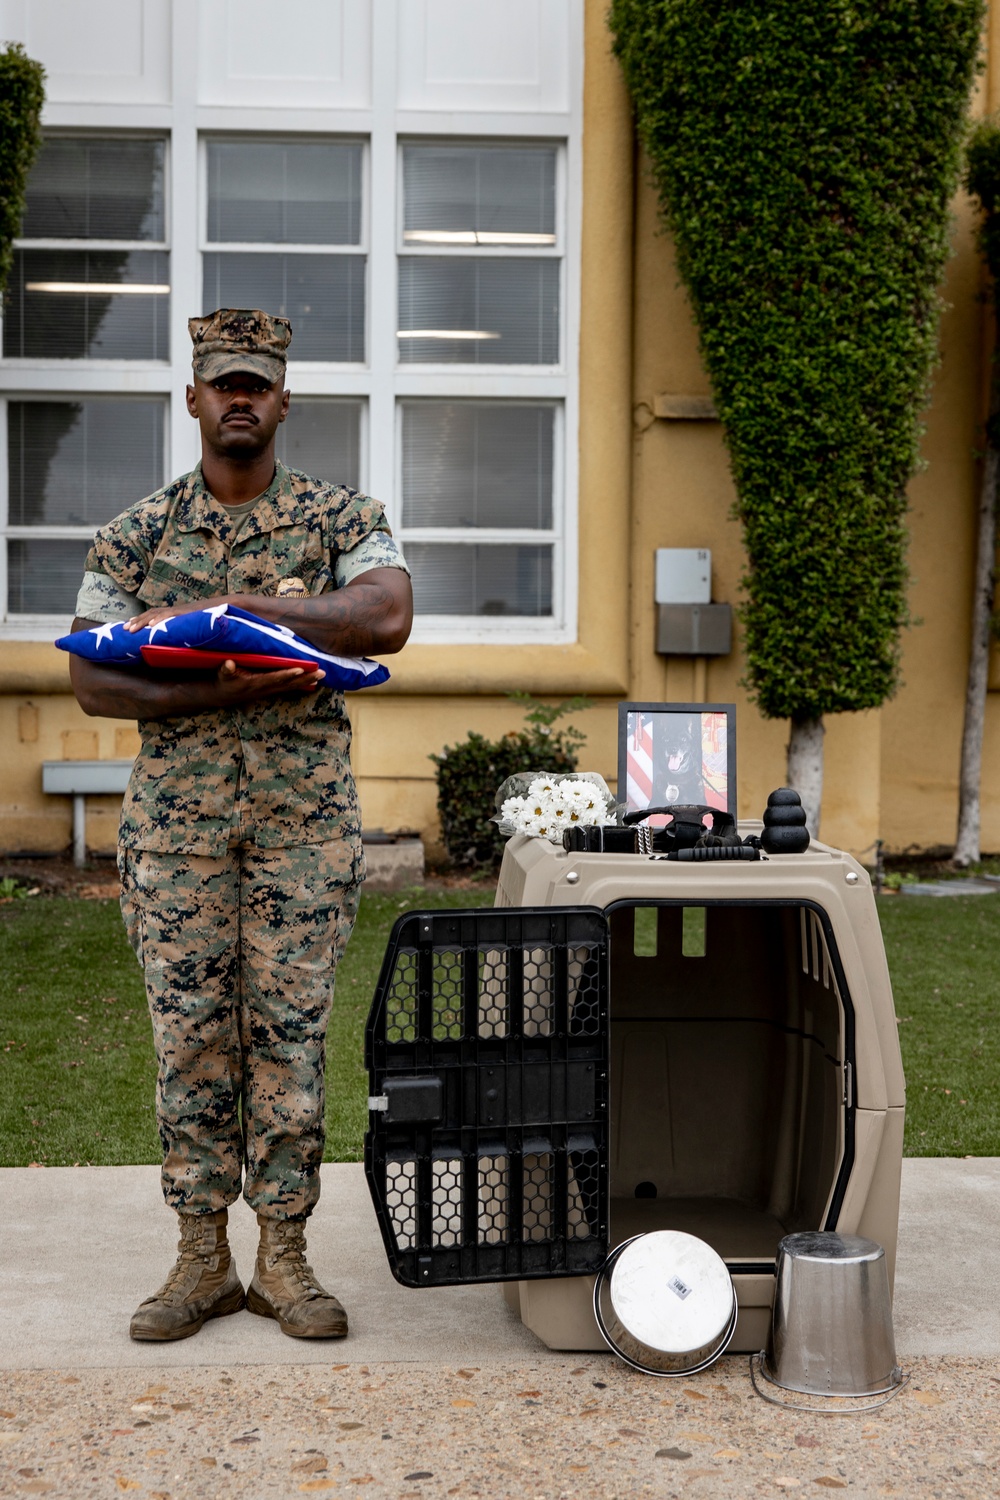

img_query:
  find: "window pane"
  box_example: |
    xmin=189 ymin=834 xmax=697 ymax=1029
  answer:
xmin=7 ymin=538 xmax=92 ymax=614
xmin=406 ymin=543 xmax=552 ymax=616
xmin=21 ymin=137 xmax=165 ymax=241
xmin=207 ymin=141 xmax=362 ymax=245
xmin=398 ymin=258 xmax=558 ymax=364
xmin=275 ymin=399 xmax=361 ymax=489
xmin=202 ymin=252 xmax=365 ymax=361
xmin=402 ymin=402 xmax=553 ymax=528
xmin=4 ymin=250 xmax=170 ymax=359
xmin=403 ymin=145 xmax=556 ymax=243
xmin=9 ymin=400 xmax=165 ymax=527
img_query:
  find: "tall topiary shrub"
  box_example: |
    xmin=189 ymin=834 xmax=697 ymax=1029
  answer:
xmin=610 ymin=0 xmax=982 ymax=832
xmin=954 ymin=120 xmax=1000 ymax=866
xmin=431 ymin=694 xmax=591 ymax=868
xmin=0 ymin=44 xmax=45 ymax=297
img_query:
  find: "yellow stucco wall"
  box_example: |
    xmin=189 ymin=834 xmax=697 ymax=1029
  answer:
xmin=879 ymin=192 xmax=992 ymax=853
xmin=0 ymin=0 xmax=996 ymax=863
xmin=876 ymin=11 xmax=1000 ymax=855
xmin=620 ymin=0 xmax=1000 ymax=859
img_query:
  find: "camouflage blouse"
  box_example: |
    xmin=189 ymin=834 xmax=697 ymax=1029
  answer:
xmin=83 ymin=461 xmax=404 ymax=856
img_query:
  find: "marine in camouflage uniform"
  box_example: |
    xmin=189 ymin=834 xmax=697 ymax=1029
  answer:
xmin=68 ymin=308 xmax=413 ymax=1342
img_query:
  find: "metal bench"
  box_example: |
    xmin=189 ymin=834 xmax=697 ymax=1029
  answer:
xmin=41 ymin=760 xmax=134 ymax=867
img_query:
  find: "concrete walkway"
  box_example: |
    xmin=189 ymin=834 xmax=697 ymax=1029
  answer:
xmin=2 ymin=1161 xmax=998 ymax=1499
xmin=2 ymin=1157 xmax=997 ymax=1369
xmin=1 ymin=1163 xmax=536 ymax=1370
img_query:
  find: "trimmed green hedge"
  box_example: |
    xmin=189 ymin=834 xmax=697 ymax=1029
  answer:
xmin=431 ymin=694 xmax=590 ymax=867
xmin=0 ymin=44 xmax=44 ymax=298
xmin=610 ymin=1 xmax=982 ymax=722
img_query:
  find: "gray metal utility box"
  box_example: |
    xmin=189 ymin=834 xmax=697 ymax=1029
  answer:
xmin=364 ymin=829 xmax=904 ymax=1354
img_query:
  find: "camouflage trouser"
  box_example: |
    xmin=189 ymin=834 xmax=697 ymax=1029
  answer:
xmin=118 ymin=830 xmax=362 ymax=1220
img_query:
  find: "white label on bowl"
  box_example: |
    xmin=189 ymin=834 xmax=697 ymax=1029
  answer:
xmin=668 ymin=1275 xmax=692 ymax=1300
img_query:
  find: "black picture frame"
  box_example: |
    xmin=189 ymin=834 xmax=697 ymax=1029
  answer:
xmin=617 ymin=702 xmax=737 ymax=823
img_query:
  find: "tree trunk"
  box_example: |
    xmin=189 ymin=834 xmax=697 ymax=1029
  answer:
xmin=954 ymin=426 xmax=999 ymax=867
xmin=787 ymin=715 xmax=825 ymax=839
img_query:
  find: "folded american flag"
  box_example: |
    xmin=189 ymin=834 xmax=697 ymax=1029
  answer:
xmin=55 ymin=603 xmax=390 ymax=692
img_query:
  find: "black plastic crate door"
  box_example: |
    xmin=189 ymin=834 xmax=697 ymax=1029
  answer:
xmin=365 ymin=907 xmax=610 ymax=1287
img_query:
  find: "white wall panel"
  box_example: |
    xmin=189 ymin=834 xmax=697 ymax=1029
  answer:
xmin=197 ymin=0 xmax=371 ymax=108
xmin=396 ymin=0 xmax=570 ymax=112
xmin=0 ymin=0 xmax=171 ymax=104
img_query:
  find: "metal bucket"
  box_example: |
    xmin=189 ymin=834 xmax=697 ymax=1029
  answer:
xmin=759 ymin=1231 xmax=903 ymax=1399
xmin=594 ymin=1230 xmax=737 ymax=1377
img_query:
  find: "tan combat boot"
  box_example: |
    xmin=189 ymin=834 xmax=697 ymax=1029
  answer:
xmin=246 ymin=1215 xmax=348 ymax=1338
xmin=129 ymin=1208 xmax=245 ymax=1342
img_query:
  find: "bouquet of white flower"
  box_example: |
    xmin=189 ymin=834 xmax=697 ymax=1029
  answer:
xmin=494 ymin=772 xmax=617 ymax=844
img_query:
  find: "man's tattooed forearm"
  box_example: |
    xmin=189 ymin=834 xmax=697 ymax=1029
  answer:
xmin=274 ymin=583 xmax=397 ymax=655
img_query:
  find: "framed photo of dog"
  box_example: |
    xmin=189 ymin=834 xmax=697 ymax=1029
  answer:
xmin=617 ymin=703 xmax=737 ymax=825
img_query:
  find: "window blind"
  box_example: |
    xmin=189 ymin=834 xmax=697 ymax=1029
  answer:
xmin=202 ymin=252 xmax=364 ymax=362
xmin=4 ymin=250 xmax=170 ymax=360
xmin=405 ymin=542 xmax=552 ymax=616
xmin=8 ymin=539 xmax=94 ymax=615
xmin=8 ymin=399 xmax=166 ymax=527
xmin=207 ymin=141 xmax=362 ymax=245
xmin=276 ymin=399 xmax=362 ymax=489
xmin=398 ymin=258 xmax=558 ymax=365
xmin=21 ymin=138 xmax=165 ymax=242
xmin=401 ymin=401 xmax=553 ymax=529
xmin=403 ymin=144 xmax=556 ymax=238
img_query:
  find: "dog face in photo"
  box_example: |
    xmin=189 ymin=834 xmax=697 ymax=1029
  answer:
xmin=653 ymin=715 xmax=704 ymax=805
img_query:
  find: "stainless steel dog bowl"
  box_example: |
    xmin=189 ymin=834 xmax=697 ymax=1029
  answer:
xmin=761 ymin=1231 xmax=902 ymax=1398
xmin=594 ymin=1230 xmax=737 ymax=1377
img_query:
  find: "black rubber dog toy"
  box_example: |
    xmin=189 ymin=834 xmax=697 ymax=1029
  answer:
xmin=760 ymin=788 xmax=811 ymax=854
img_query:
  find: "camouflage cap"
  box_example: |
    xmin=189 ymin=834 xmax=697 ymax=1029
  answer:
xmin=188 ymin=308 xmax=292 ymax=384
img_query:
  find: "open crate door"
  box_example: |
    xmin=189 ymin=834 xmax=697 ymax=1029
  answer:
xmin=365 ymin=906 xmax=609 ymax=1288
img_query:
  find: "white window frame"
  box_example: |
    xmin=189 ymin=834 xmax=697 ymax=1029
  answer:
xmin=2 ymin=129 xmax=172 ymax=370
xmin=0 ymin=391 xmax=171 ymax=634
xmin=0 ymin=129 xmax=173 ymax=637
xmin=394 ymin=136 xmax=569 ymax=639
xmin=0 ymin=6 xmax=583 ymax=646
xmin=199 ymin=132 xmax=371 ymax=372
xmin=397 ymin=394 xmax=565 ymax=628
xmin=199 ymin=131 xmax=373 ymax=494
xmin=395 ymin=136 xmax=565 ymax=371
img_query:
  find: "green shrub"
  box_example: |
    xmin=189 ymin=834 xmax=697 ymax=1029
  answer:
xmin=0 ymin=44 xmax=45 ymax=298
xmin=430 ymin=694 xmax=590 ymax=868
xmin=609 ymin=0 xmax=982 ymax=722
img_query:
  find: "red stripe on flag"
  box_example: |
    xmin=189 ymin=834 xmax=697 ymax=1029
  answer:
xmin=628 ymin=717 xmax=654 ymax=807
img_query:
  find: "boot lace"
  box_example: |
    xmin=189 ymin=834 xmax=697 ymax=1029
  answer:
xmin=157 ymin=1219 xmax=217 ymax=1304
xmin=267 ymin=1222 xmax=325 ymax=1299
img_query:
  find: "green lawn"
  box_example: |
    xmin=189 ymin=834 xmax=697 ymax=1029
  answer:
xmin=875 ymin=893 xmax=1000 ymax=1155
xmin=1 ymin=884 xmax=997 ymax=1166
xmin=0 ymin=885 xmax=493 ymax=1169
xmin=322 ymin=885 xmax=494 ymax=1160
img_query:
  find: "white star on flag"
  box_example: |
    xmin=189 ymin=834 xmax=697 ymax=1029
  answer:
xmin=89 ymin=623 xmax=117 ymax=648
xmin=147 ymin=618 xmax=171 ymax=639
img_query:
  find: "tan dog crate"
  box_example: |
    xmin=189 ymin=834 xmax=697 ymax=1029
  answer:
xmin=364 ymin=830 xmax=904 ymax=1354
